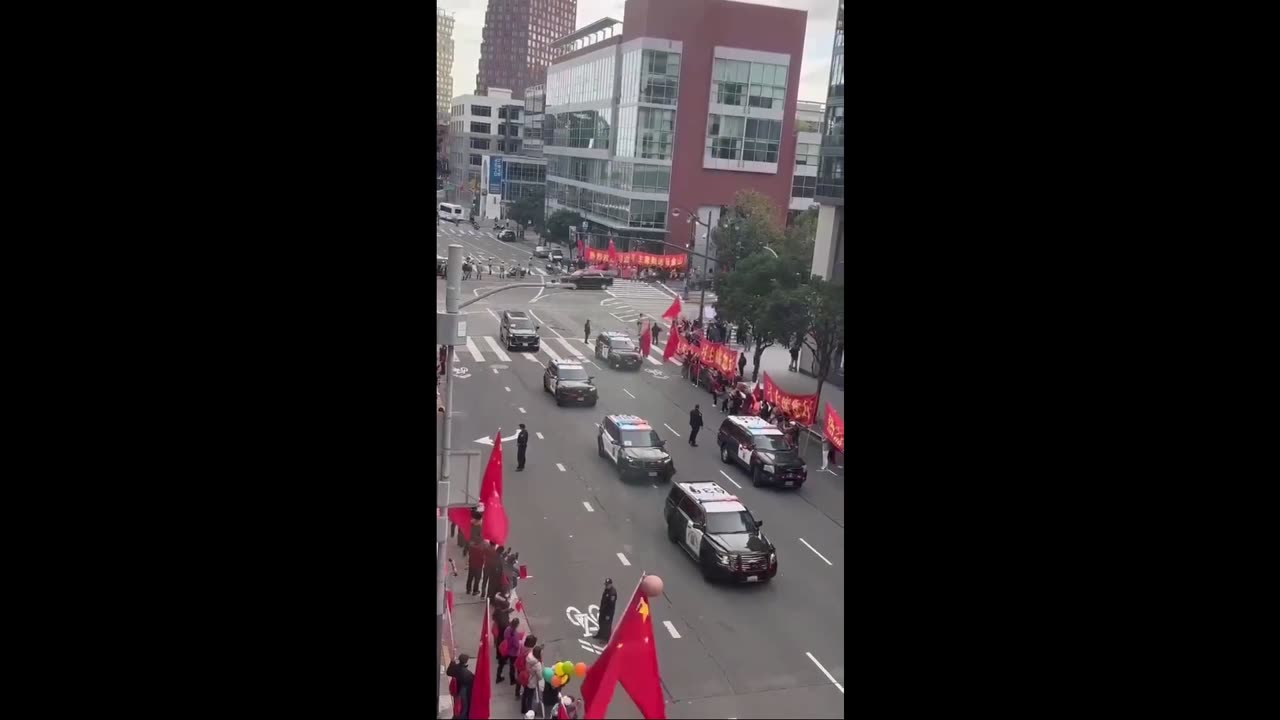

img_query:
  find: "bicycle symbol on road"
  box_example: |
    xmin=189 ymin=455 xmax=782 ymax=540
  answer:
xmin=644 ymin=369 xmax=669 ymax=380
xmin=452 ymin=366 xmax=471 ymax=379
xmin=565 ymin=604 xmax=599 ymax=637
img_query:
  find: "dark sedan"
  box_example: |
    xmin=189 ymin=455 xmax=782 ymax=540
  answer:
xmin=568 ymin=271 xmax=614 ymax=290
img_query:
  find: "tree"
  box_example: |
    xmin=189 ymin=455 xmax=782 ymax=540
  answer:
xmin=508 ymin=193 xmax=545 ymax=232
xmin=780 ymin=207 xmax=818 ymax=264
xmin=796 ymin=277 xmax=845 ymax=406
xmin=545 ymin=209 xmax=583 ymax=245
xmin=713 ymin=190 xmax=785 ymax=272
xmin=713 ymin=252 xmax=808 ymax=381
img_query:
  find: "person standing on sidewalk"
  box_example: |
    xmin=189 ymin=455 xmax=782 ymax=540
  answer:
xmin=593 ymin=578 xmax=618 ymax=642
xmin=465 ymin=538 xmax=485 ymax=595
xmin=505 ymin=550 xmax=521 ymax=590
xmin=516 ymin=423 xmax=529 ymax=471
xmin=485 ymin=544 xmax=506 ymax=599
xmin=515 ymin=635 xmax=536 ymax=700
xmin=789 ymin=340 xmax=802 ymax=371
xmin=821 ymin=436 xmax=833 ymax=471
xmin=446 ymin=654 xmax=475 ymax=719
xmin=737 ymin=353 xmax=747 ymax=379
xmin=583 ymin=319 xmax=591 ymax=344
xmin=522 ymin=646 xmax=545 ymax=716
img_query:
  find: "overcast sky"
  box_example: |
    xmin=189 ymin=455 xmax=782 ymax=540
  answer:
xmin=438 ymin=0 xmax=838 ymax=104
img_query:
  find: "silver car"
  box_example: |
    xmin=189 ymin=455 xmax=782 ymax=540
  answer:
xmin=532 ymin=245 xmax=550 ymax=258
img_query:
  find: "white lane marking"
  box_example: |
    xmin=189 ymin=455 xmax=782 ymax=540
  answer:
xmin=533 ymin=267 xmax=547 ymax=276
xmin=583 ymin=501 xmax=594 ymax=512
xmin=555 ymin=337 xmax=586 ymax=359
xmin=646 ymin=355 xmax=662 ymax=365
xmin=719 ymin=470 xmax=743 ymax=489
xmin=536 ymin=432 xmax=544 ymax=439
xmin=616 ymin=553 xmax=631 ymax=566
xmin=540 ymin=343 xmax=566 ymax=363
xmin=486 ymin=307 xmax=500 ymax=321
xmin=522 ymin=352 xmax=543 ymax=364
xmin=527 ymin=309 xmax=546 ymax=326
xmin=556 ymin=463 xmax=566 ymax=472
xmin=662 ymin=621 xmax=682 ymax=639
xmin=492 ymin=368 xmax=499 ymax=374
xmin=805 ymin=652 xmax=844 ymax=693
xmin=519 ymin=407 xmax=527 ymax=414
xmin=483 ymin=335 xmax=511 ymax=361
xmin=826 ymin=469 xmax=838 ymax=476
xmin=623 ymin=389 xmax=636 ymax=399
xmin=463 ymin=337 xmax=484 ymax=362
xmin=663 ymin=423 xmax=681 ymax=437
xmin=798 ymin=537 xmax=833 ymax=566
xmin=532 ymin=286 xmax=545 ymax=303
xmin=505 ymin=387 xmax=511 ymax=392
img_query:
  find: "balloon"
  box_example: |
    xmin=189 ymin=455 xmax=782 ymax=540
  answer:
xmin=640 ymin=574 xmax=665 ymax=597
xmin=574 ymin=662 xmax=587 ymax=677
xmin=554 ymin=663 xmax=565 ymax=676
xmin=543 ymin=667 xmax=554 ymax=682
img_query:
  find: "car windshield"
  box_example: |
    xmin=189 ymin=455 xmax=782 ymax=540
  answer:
xmin=610 ymin=338 xmax=636 ymax=349
xmin=508 ymin=318 xmax=534 ymax=329
xmin=752 ymin=434 xmax=792 ymax=451
xmin=619 ymin=429 xmax=662 ymax=447
xmin=705 ymin=511 xmax=757 ymax=534
xmin=558 ymin=367 xmax=589 ymax=381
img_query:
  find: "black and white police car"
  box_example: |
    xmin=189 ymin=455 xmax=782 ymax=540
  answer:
xmin=542 ymin=360 xmax=598 ymax=406
xmin=597 ymin=414 xmax=675 ymax=481
xmin=663 ymin=481 xmax=777 ymax=583
xmin=716 ymin=415 xmax=808 ymax=488
xmin=594 ymin=332 xmax=643 ymax=370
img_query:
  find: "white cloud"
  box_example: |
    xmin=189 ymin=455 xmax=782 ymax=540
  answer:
xmin=438 ymin=0 xmax=836 ymax=103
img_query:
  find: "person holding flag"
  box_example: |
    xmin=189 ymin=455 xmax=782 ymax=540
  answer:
xmin=580 ymin=575 xmax=667 ymax=719
xmin=638 ymin=321 xmax=652 ymax=362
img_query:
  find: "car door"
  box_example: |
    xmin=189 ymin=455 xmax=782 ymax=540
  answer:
xmin=735 ymin=428 xmax=754 ymax=467
xmin=603 ymin=419 xmax=621 ymax=463
xmin=680 ymin=497 xmax=705 ymax=556
xmin=600 ymin=338 xmax=611 ymax=360
xmin=547 ymin=364 xmax=558 ymax=393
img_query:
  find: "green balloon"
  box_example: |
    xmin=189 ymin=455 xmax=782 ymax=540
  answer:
xmin=543 ymin=667 xmax=554 ymax=682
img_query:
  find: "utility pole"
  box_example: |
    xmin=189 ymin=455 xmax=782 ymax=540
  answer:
xmin=436 ymin=244 xmax=463 ymax=712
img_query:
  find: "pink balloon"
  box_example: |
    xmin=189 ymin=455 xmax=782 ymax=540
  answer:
xmin=640 ymin=575 xmax=664 ymax=597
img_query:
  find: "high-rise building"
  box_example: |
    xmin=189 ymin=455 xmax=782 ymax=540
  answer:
xmin=543 ymin=0 xmax=808 ymax=262
xmin=476 ymin=0 xmax=578 ymax=100
xmin=812 ymin=0 xmax=844 ymax=283
xmin=789 ymin=101 xmax=825 ymax=216
xmin=437 ymin=9 xmax=455 ymax=125
xmin=446 ymin=89 xmax=528 ymax=212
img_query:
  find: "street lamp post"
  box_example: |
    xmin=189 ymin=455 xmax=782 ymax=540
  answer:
xmin=670 ymin=208 xmax=714 ymax=323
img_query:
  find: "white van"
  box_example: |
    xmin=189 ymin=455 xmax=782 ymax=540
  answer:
xmin=438 ymin=203 xmax=466 ymax=224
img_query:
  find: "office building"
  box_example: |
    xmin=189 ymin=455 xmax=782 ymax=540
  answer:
xmin=812 ymin=0 xmax=843 ymax=283
xmin=437 ymin=9 xmax=455 ymax=125
xmin=789 ymin=101 xmax=824 ymax=216
xmin=476 ymin=0 xmax=578 ymax=100
xmin=478 ymin=154 xmax=548 ymax=221
xmin=447 ymin=89 xmax=527 ymax=210
xmin=543 ymin=0 xmax=807 ymax=261
xmin=521 ymin=84 xmax=546 ymax=158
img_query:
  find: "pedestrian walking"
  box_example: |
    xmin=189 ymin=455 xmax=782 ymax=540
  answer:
xmin=485 ymin=544 xmax=506 ymax=599
xmin=593 ymin=578 xmax=618 ymax=641
xmin=688 ymin=405 xmax=704 ymax=447
xmin=515 ymin=635 xmax=537 ymax=700
xmin=583 ymin=319 xmax=591 ymax=344
xmin=447 ymin=654 xmax=476 ymax=719
xmin=737 ymin=353 xmax=747 ymax=379
xmin=789 ymin=341 xmax=801 ymax=371
xmin=516 ymin=423 xmax=529 ymax=471
xmin=465 ymin=539 xmax=484 ymax=595
xmin=498 ymin=618 xmax=524 ymax=686
xmin=522 ymin=646 xmax=545 ymax=716
xmin=821 ymin=436 xmax=833 ymax=471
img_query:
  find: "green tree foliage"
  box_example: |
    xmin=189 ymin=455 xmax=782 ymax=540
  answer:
xmin=780 ymin=207 xmax=818 ymax=264
xmin=508 ymin=193 xmax=545 ymax=232
xmin=714 ymin=252 xmax=808 ymax=380
xmin=713 ymin=189 xmax=785 ymax=272
xmin=545 ymin=209 xmax=583 ymax=244
xmin=795 ymin=277 xmax=845 ymax=404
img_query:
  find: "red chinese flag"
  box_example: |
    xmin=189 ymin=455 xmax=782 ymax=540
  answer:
xmin=662 ymin=327 xmax=682 ymax=362
xmin=480 ymin=430 xmax=509 ymax=545
xmin=578 ymin=237 xmax=585 ymax=258
xmin=639 ymin=323 xmax=652 ymax=358
xmin=608 ymin=238 xmax=618 ymax=265
xmin=824 ymin=402 xmax=844 ymax=451
xmin=471 ymin=599 xmax=494 ymax=719
xmin=661 ymin=296 xmax=682 ymax=321
xmin=581 ymin=580 xmax=666 ymax=719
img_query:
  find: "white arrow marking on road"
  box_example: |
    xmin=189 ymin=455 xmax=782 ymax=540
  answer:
xmin=799 ymin=537 xmax=833 ymax=566
xmin=583 ymin=501 xmax=594 ymax=512
xmin=483 ymin=335 xmax=511 ymax=361
xmin=663 ymin=423 xmax=681 ymax=437
xmin=536 ymin=432 xmax=544 ymax=439
xmin=504 ymin=386 xmax=511 ymax=392
xmin=719 ymin=470 xmax=742 ymax=489
xmin=663 ymin=621 xmax=682 ymax=639
xmin=616 ymin=553 xmax=631 ymax=566
xmin=518 ymin=407 xmax=527 ymax=414
xmin=476 ymin=432 xmax=521 ymax=445
xmin=556 ymin=463 xmax=566 ymax=472
xmin=805 ymin=652 xmax=844 ymax=693
xmin=492 ymin=368 xmax=498 ymax=374
xmin=623 ymin=389 xmax=636 ymax=399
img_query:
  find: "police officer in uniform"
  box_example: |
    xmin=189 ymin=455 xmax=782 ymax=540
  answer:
xmin=593 ymin=578 xmax=618 ymax=642
xmin=516 ymin=423 xmax=529 ymax=470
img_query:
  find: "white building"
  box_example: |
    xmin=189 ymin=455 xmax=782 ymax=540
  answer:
xmin=789 ymin=100 xmax=824 ymax=215
xmin=447 ymin=89 xmax=526 ymax=209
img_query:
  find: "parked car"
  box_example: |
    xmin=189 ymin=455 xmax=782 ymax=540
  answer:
xmin=549 ymin=249 xmax=565 ymax=263
xmin=532 ymin=245 xmax=551 ymax=258
xmin=498 ymin=228 xmax=517 ymax=241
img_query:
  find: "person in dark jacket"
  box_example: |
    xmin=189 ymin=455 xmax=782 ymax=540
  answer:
xmin=446 ymin=654 xmax=475 ymax=719
xmin=737 ymin=353 xmax=747 ymax=378
xmin=485 ymin=544 xmax=506 ymax=599
xmin=789 ymin=341 xmax=801 ymax=371
xmin=517 ymin=423 xmax=529 ymax=471
xmin=505 ymin=551 xmax=521 ymax=590
xmin=593 ymin=578 xmax=618 ymax=642
xmin=542 ymin=670 xmax=563 ymax=719
xmin=466 ymin=539 xmax=485 ymax=595
xmin=688 ymin=405 xmax=704 ymax=447
xmin=651 ymin=323 xmax=661 ymax=345
xmin=583 ymin=319 xmax=592 ymax=344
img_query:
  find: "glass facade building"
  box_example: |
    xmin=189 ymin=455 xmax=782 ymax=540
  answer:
xmin=815 ymin=0 xmax=844 ymax=205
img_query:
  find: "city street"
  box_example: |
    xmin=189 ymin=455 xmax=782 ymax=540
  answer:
xmin=438 ymin=232 xmax=845 ymax=718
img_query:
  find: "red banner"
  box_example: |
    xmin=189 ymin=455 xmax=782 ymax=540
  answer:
xmin=695 ymin=341 xmax=738 ymax=377
xmin=760 ymin=372 xmax=818 ymax=424
xmin=823 ymin=402 xmax=844 ymax=452
xmin=580 ymin=247 xmax=687 ymax=269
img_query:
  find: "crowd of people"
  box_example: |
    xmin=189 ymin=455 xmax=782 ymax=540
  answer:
xmin=457 ymin=256 xmax=534 ymax=281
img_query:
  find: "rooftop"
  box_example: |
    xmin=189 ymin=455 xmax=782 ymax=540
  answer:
xmin=551 ymin=17 xmax=623 ymax=59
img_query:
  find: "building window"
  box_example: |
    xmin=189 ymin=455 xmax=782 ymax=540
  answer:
xmin=796 ymin=118 xmax=822 ymax=133
xmin=747 ymin=63 xmax=788 ymax=109
xmin=824 ymin=105 xmax=844 ymax=137
xmin=471 ymin=105 xmax=492 ymax=117
xmin=640 ymin=50 xmax=681 ymax=106
xmin=470 ymin=138 xmax=492 ymax=150
xmin=632 ymin=163 xmax=671 ymax=192
xmin=629 ymin=199 xmax=669 ymax=229
xmin=817 ymin=156 xmax=843 ymax=197
xmin=712 ymin=59 xmax=750 ymax=106
xmin=795 ymin=142 xmax=819 ymax=167
xmin=470 ymin=154 xmax=483 ymax=166
xmin=470 ymin=121 xmax=492 ymax=134
xmin=791 ymin=175 xmax=816 ymax=199
xmin=636 ymin=107 xmax=675 ymax=160
xmin=545 ymin=111 xmax=611 ymax=150
xmin=707 ymin=114 xmax=745 ymax=160
xmin=743 ymin=118 xmax=782 ymax=163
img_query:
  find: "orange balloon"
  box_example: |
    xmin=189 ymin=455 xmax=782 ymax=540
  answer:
xmin=574 ymin=662 xmax=587 ymax=677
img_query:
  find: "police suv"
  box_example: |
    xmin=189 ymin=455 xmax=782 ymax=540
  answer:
xmin=716 ymin=415 xmax=808 ymax=488
xmin=543 ymin=360 xmax=598 ymax=406
xmin=663 ymin=481 xmax=777 ymax=583
xmin=594 ymin=331 xmax=642 ymax=370
xmin=597 ymin=414 xmax=675 ymax=481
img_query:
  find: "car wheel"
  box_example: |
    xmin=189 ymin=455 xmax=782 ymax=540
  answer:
xmin=598 ymin=438 xmax=606 ymax=458
xmin=590 ymin=400 xmax=598 ymax=407
xmin=751 ymin=465 xmax=763 ymax=487
xmin=700 ymin=558 xmax=715 ymax=582
xmin=556 ymin=397 xmax=563 ymax=407
xmin=720 ymin=445 xmax=731 ymax=464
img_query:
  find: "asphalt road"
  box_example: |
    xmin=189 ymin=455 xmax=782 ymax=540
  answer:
xmin=438 ymin=229 xmax=846 ymax=719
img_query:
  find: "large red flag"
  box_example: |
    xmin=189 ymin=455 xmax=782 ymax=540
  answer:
xmin=479 ymin=431 xmax=508 ymax=545
xmin=639 ymin=322 xmax=652 ymax=358
xmin=580 ymin=578 xmax=666 ymax=718
xmin=662 ymin=326 xmax=682 ymax=362
xmin=823 ymin=402 xmax=845 ymax=453
xmin=471 ymin=598 xmax=493 ymax=719
xmin=661 ymin=295 xmax=682 ymax=321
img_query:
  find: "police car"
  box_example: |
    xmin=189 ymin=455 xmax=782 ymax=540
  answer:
xmin=663 ymin=481 xmax=777 ymax=583
xmin=594 ymin=331 xmax=642 ymax=370
xmin=716 ymin=415 xmax=808 ymax=488
xmin=543 ymin=360 xmax=598 ymax=406
xmin=597 ymin=414 xmax=675 ymax=481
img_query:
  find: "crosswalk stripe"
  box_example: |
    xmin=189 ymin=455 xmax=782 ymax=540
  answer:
xmin=482 ymin=336 xmax=511 ymax=362
xmin=541 ymin=343 xmax=566 ymax=363
xmin=646 ymin=355 xmax=662 ymax=365
xmin=522 ymin=351 xmax=542 ymax=363
xmin=554 ymin=338 xmax=585 ymax=359
xmin=463 ymin=337 xmax=484 ymax=362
